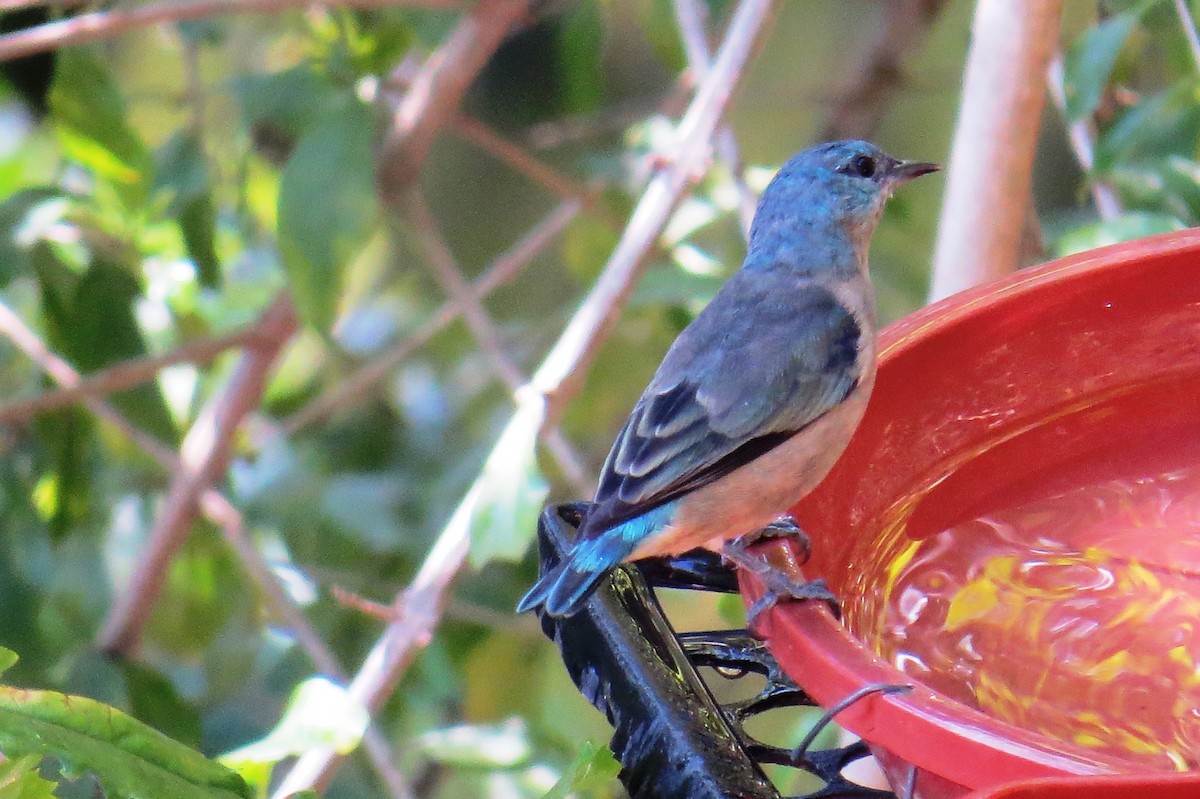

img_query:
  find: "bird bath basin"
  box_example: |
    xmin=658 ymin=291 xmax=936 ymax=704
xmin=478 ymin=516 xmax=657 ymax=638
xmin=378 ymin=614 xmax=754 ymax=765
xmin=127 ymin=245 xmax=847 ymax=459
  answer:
xmin=740 ymin=229 xmax=1200 ymax=798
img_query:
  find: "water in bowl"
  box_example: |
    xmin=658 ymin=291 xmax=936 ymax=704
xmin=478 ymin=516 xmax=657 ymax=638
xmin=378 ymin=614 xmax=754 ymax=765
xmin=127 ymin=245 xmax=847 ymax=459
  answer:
xmin=844 ymin=372 xmax=1200 ymax=771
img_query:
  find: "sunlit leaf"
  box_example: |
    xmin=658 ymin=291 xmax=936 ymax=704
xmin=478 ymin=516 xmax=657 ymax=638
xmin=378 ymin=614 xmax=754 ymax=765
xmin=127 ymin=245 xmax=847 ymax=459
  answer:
xmin=468 ymin=400 xmax=550 ymax=568
xmin=277 ymin=100 xmax=378 ymax=330
xmin=220 ymin=677 xmax=368 ymax=793
xmin=635 ymin=0 xmax=686 ymax=73
xmin=48 ymin=50 xmax=151 ymax=206
xmin=0 ymin=649 xmax=17 ymax=679
xmin=0 ymin=754 xmax=58 ymax=799
xmin=540 ymin=742 xmax=620 ymax=799
xmin=0 ymin=685 xmax=252 ymax=799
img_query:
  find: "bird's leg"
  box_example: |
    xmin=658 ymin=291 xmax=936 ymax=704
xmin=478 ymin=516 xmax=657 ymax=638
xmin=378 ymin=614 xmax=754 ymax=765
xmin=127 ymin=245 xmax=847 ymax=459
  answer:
xmin=723 ymin=519 xmax=840 ymax=627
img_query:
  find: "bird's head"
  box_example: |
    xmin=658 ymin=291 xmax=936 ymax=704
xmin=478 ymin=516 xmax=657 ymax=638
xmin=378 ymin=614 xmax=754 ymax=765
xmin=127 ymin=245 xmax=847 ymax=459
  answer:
xmin=747 ymin=139 xmax=938 ymax=273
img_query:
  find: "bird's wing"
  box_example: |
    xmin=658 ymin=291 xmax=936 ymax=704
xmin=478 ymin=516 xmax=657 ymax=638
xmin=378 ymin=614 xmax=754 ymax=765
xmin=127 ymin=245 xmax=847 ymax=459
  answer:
xmin=583 ymin=273 xmax=864 ymax=536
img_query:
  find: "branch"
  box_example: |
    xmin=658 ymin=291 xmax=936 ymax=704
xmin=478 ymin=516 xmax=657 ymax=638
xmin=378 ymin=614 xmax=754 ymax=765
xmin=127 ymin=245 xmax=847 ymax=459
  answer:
xmin=0 ymin=0 xmax=465 ymax=61
xmin=375 ymin=0 xmax=532 ymax=205
xmin=928 ymin=0 xmax=1064 ymax=302
xmin=402 ymin=190 xmax=591 ymax=491
xmin=1175 ymin=0 xmax=1200 ymax=72
xmin=272 ymin=0 xmax=779 ymax=791
xmin=818 ymin=0 xmax=948 ymax=141
xmin=0 ymin=325 xmax=257 ymax=426
xmin=0 ymin=296 xmax=413 ymax=799
xmin=1045 ymin=55 xmax=1122 ymax=221
xmin=450 ymin=115 xmax=593 ymax=205
xmin=284 ymin=197 xmax=582 ymax=434
xmin=97 ymin=295 xmax=300 ymax=656
xmin=671 ymin=0 xmax=756 ymax=238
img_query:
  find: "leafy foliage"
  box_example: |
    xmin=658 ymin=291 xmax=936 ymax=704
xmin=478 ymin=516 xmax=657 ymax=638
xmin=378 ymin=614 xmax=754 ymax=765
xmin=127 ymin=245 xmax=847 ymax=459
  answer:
xmin=0 ymin=2 xmax=1195 ymax=799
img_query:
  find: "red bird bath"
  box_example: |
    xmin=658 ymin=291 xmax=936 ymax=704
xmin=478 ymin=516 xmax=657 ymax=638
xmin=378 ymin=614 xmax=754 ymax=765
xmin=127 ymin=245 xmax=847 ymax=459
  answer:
xmin=739 ymin=230 xmax=1200 ymax=799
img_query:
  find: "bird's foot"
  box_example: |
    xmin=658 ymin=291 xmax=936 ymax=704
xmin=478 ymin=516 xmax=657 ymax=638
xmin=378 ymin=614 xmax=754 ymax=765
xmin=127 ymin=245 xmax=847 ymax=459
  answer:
xmin=738 ymin=515 xmax=812 ymax=563
xmin=722 ymin=532 xmax=839 ymax=628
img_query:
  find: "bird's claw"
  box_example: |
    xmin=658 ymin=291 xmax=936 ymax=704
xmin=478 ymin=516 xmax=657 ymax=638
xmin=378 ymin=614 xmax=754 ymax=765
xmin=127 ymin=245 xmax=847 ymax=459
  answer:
xmin=744 ymin=576 xmax=840 ymax=628
xmin=739 ymin=515 xmax=813 ymax=563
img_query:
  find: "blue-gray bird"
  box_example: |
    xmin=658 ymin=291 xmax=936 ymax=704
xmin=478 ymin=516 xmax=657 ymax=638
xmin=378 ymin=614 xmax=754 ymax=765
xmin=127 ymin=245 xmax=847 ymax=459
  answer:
xmin=518 ymin=140 xmax=938 ymax=619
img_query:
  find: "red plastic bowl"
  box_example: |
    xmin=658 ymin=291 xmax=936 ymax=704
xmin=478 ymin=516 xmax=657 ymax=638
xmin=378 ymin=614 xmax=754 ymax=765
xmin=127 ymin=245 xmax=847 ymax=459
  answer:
xmin=740 ymin=229 xmax=1200 ymax=798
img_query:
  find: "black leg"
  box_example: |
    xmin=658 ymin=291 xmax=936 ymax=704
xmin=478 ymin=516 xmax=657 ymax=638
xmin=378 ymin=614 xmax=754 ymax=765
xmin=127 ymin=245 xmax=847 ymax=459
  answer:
xmin=738 ymin=514 xmax=813 ymax=563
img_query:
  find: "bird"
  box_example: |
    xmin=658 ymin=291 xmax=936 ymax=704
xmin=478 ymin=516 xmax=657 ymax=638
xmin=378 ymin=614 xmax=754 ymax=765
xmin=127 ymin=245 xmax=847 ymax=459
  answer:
xmin=518 ymin=139 xmax=938 ymax=619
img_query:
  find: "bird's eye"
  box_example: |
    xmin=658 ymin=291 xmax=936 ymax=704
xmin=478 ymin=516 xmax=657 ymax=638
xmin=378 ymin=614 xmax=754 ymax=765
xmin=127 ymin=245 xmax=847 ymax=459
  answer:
xmin=849 ymin=154 xmax=876 ymax=178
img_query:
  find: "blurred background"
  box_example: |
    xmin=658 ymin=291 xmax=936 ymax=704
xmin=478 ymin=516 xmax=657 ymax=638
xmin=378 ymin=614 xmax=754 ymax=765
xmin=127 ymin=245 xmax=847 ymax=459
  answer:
xmin=0 ymin=0 xmax=1197 ymax=796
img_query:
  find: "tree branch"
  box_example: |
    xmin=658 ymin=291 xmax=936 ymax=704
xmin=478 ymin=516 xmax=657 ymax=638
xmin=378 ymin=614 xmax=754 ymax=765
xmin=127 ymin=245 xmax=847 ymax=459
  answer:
xmin=375 ymin=0 xmax=532 ymax=206
xmin=0 ymin=0 xmax=464 ymax=62
xmin=97 ymin=295 xmax=300 ymax=656
xmin=284 ymin=197 xmax=582 ymax=434
xmin=449 ymin=115 xmax=593 ymax=205
xmin=818 ymin=0 xmax=948 ymax=141
xmin=272 ymin=0 xmax=779 ymax=792
xmin=0 ymin=296 xmax=413 ymax=798
xmin=928 ymin=0 xmax=1064 ymax=302
xmin=0 ymin=325 xmax=258 ymax=426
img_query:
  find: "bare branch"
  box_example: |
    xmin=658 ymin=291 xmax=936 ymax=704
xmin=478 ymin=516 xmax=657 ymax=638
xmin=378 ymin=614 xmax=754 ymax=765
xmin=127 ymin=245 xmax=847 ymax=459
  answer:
xmin=0 ymin=325 xmax=257 ymax=426
xmin=1046 ymin=55 xmax=1122 ymax=221
xmin=671 ymin=0 xmax=757 ymax=238
xmin=375 ymin=0 xmax=532 ymax=205
xmin=402 ymin=190 xmax=592 ymax=492
xmin=928 ymin=0 xmax=1064 ymax=302
xmin=0 ymin=296 xmax=413 ymax=798
xmin=273 ymin=0 xmax=779 ymax=791
xmin=284 ymin=198 xmax=582 ymax=434
xmin=0 ymin=0 xmax=465 ymax=62
xmin=818 ymin=0 xmax=949 ymax=141
xmin=98 ymin=295 xmax=300 ymax=656
xmin=450 ymin=115 xmax=593 ymax=205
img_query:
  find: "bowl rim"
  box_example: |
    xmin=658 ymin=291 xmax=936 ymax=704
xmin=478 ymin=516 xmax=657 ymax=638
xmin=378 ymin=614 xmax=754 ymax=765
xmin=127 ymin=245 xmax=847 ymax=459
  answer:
xmin=742 ymin=228 xmax=1200 ymax=791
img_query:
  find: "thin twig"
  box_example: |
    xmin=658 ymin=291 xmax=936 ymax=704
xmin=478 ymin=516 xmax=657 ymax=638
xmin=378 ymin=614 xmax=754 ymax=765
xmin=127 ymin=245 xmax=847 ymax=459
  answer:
xmin=0 ymin=325 xmax=257 ymax=426
xmin=0 ymin=296 xmax=413 ymax=798
xmin=98 ymin=295 xmax=300 ymax=656
xmin=375 ymin=0 xmax=532 ymax=205
xmin=284 ymin=198 xmax=582 ymax=434
xmin=0 ymin=0 xmax=465 ymax=61
xmin=818 ymin=0 xmax=948 ymax=141
xmin=1046 ymin=55 xmax=1122 ymax=221
xmin=671 ymin=0 xmax=757 ymax=238
xmin=450 ymin=115 xmax=592 ymax=205
xmin=272 ymin=1 xmax=779 ymax=792
xmin=1175 ymin=0 xmax=1200 ymax=72
xmin=928 ymin=0 xmax=1064 ymax=302
xmin=402 ymin=190 xmax=591 ymax=492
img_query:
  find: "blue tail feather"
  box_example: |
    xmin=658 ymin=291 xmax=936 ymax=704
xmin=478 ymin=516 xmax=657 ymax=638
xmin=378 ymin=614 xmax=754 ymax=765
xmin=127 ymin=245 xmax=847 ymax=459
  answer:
xmin=516 ymin=502 xmax=678 ymax=618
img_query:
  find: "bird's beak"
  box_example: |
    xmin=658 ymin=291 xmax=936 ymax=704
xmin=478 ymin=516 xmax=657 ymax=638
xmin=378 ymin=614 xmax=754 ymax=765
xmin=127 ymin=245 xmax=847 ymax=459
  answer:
xmin=888 ymin=159 xmax=940 ymax=184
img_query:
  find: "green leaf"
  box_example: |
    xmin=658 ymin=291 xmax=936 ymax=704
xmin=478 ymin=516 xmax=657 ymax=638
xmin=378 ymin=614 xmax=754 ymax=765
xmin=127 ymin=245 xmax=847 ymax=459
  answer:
xmin=541 ymin=742 xmax=621 ymax=799
xmin=1054 ymin=211 xmax=1185 ymax=257
xmin=154 ymin=133 xmax=221 ymax=287
xmin=1094 ymin=78 xmax=1200 ymax=171
xmin=220 ymin=677 xmax=368 ymax=793
xmin=0 ymin=685 xmax=252 ymax=799
xmin=49 ymin=50 xmax=151 ymax=206
xmin=180 ymin=194 xmax=221 ymax=288
xmin=1063 ymin=5 xmax=1149 ymax=121
xmin=0 ymin=755 xmax=58 ymax=799
xmin=0 ymin=649 xmax=17 ymax=678
xmin=65 ymin=259 xmax=178 ymax=443
xmin=467 ymin=400 xmax=550 ymax=568
xmin=277 ymin=100 xmax=378 ymax=330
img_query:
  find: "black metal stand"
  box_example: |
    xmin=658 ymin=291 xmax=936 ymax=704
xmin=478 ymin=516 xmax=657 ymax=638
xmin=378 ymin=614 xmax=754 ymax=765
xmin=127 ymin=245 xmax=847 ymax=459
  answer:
xmin=530 ymin=502 xmax=897 ymax=799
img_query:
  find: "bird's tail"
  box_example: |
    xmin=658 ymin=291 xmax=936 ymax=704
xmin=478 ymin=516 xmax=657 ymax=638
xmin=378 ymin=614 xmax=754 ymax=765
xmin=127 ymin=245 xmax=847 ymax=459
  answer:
xmin=516 ymin=533 xmax=637 ymax=618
